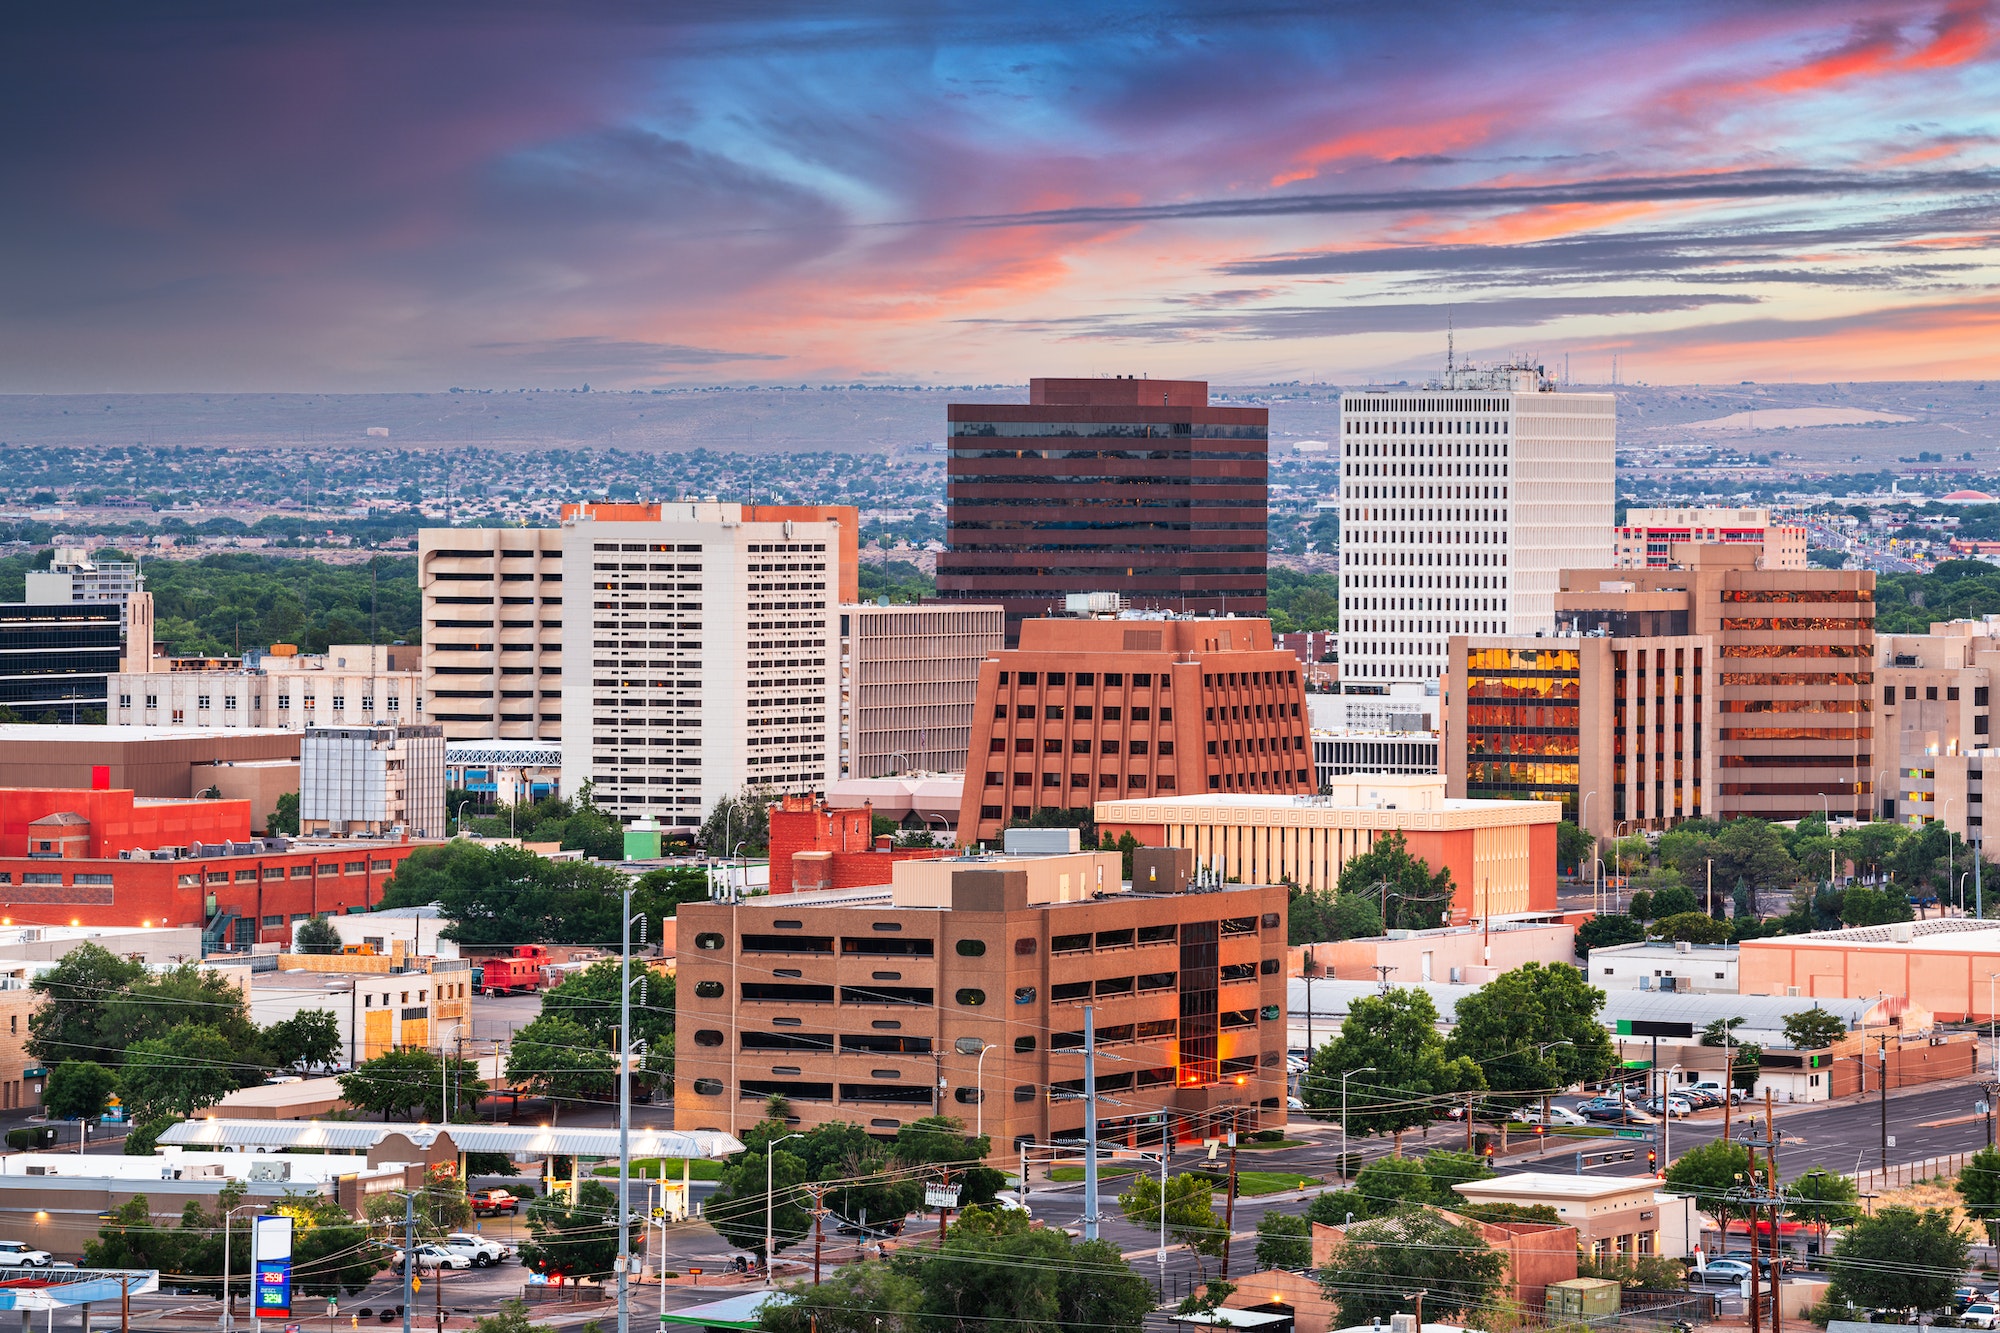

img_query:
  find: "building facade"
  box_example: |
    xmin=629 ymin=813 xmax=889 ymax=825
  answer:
xmin=1312 ymin=730 xmax=1439 ymax=787
xmin=1337 ymin=366 xmax=1615 ymax=689
xmin=0 ymin=724 xmax=299 ymax=797
xmin=957 ymin=615 xmax=1314 ymax=845
xmin=765 ymin=794 xmax=950 ymax=893
xmin=938 ymin=377 xmax=1269 ymax=639
xmin=1553 ymin=545 xmax=1874 ymax=829
xmin=419 ymin=527 xmax=566 ymax=741
xmin=842 ymin=602 xmax=1003 ymax=778
xmin=300 ymin=724 xmax=447 ymax=839
xmin=444 ymin=740 xmax=562 ymax=807
xmin=559 ymin=502 xmax=852 ymax=832
xmin=0 ymin=786 xmax=419 ymax=945
xmin=24 ymin=547 xmax=154 ymax=674
xmin=1444 ymin=634 xmax=1713 ymax=834
xmin=110 ymin=644 xmax=423 ymax=732
xmin=673 ymin=847 xmax=1289 ymax=1148
xmin=1095 ymin=775 xmax=1559 ymax=924
xmin=1615 ymin=508 xmax=1807 ymax=571
xmin=1874 ymin=617 xmax=2000 ymax=833
xmin=0 ymin=604 xmax=123 ymax=722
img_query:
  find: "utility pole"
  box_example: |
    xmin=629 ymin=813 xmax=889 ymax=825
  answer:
xmin=1082 ymin=1005 xmax=1099 ymax=1242
xmin=808 ymin=1184 xmax=825 ymax=1285
xmin=1220 ymin=1110 xmax=1241 ymax=1281
xmin=616 ymin=881 xmax=633 ymax=1333
xmin=1765 ymin=1090 xmax=1782 ymax=1333
xmin=1878 ymin=1036 xmax=1890 ymax=1171
xmin=402 ymin=1191 xmax=416 ymax=1333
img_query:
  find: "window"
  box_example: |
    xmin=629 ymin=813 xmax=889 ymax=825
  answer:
xmin=1052 ymin=932 xmax=1092 ymax=954
xmin=694 ymin=981 xmax=724 ymax=998
xmin=1014 ymin=987 xmax=1036 ymax=1005
xmin=953 ymin=1087 xmax=983 ymax=1105
xmin=1074 ymin=705 xmax=1093 ymax=721
xmin=1262 ymin=912 xmax=1281 ymax=929
xmin=955 ymin=939 xmax=987 ymax=957
xmin=1075 ymin=672 xmax=1095 ymax=685
xmin=691 ymin=1079 xmax=723 ymax=1096
xmin=1105 ymin=673 xmax=1124 ymax=686
xmin=1260 ymin=958 xmax=1282 ymax=975
xmin=1261 ymin=1004 xmax=1282 ymax=1021
xmin=1131 ymin=706 xmax=1150 ymax=722
xmin=1014 ymin=1085 xmax=1037 ymax=1103
xmin=1137 ymin=924 xmax=1177 ymax=944
xmin=955 ymin=988 xmax=986 ymax=1006
xmin=694 ymin=932 xmax=725 ymax=951
xmin=693 ymin=1030 xmax=723 ymax=1047
xmin=1015 ymin=1035 xmax=1036 ymax=1052
xmin=1103 ymin=706 xmax=1123 ymax=722
xmin=1014 ymin=937 xmax=1038 ymax=956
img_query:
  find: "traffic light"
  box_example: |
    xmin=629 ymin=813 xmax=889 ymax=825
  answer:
xmin=1647 ymin=1149 xmax=1658 ymax=1171
xmin=1483 ymin=1142 xmax=1495 ymax=1161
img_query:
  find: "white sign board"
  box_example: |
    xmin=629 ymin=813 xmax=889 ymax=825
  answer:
xmin=923 ymin=1184 xmax=961 ymax=1209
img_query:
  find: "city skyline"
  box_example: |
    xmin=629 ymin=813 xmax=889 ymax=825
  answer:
xmin=4 ymin=2 xmax=1996 ymax=392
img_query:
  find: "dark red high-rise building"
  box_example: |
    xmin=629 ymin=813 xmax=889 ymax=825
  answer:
xmin=938 ymin=377 xmax=1268 ymax=642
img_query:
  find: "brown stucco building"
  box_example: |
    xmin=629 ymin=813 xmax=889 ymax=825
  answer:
xmin=673 ymin=846 xmax=1289 ymax=1150
xmin=959 ymin=616 xmax=1312 ymax=845
xmin=0 ymin=725 xmax=300 ymax=799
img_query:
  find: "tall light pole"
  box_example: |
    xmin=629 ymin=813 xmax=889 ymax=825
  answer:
xmin=1580 ymin=791 xmax=1596 ymax=910
xmin=217 ymin=1202 xmax=262 ymax=1332
xmin=765 ymin=1132 xmax=803 ymax=1281
xmin=1341 ymin=1066 xmax=1377 ymax=1179
xmin=1943 ymin=798 xmax=1957 ymax=916
xmin=974 ymin=1042 xmax=996 ymax=1140
xmin=616 ymin=882 xmax=642 ymax=1333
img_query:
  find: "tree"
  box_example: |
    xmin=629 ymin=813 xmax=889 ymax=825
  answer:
xmin=759 ymin=1264 xmax=922 ymax=1333
xmin=1289 ymin=886 xmax=1392 ymax=944
xmin=1781 ymin=1006 xmax=1847 ymax=1051
xmin=1628 ymin=890 xmax=1653 ymax=924
xmin=1699 ymin=1018 xmax=1761 ymax=1093
xmin=1304 ymin=988 xmax=1483 ymax=1151
xmin=120 ymin=1025 xmax=247 ymax=1121
xmin=107 ymin=964 xmax=261 ymax=1053
xmin=905 ymin=1205 xmax=1154 ymax=1333
xmin=294 ymin=915 xmax=343 ymax=954
xmin=26 ymin=942 xmax=147 ymax=1067
xmin=1420 ymin=1149 xmax=1497 ymax=1204
xmin=1837 ymin=821 xmax=1907 ymax=881
xmin=520 ymin=1180 xmax=619 ymax=1282
xmin=539 ymin=959 xmax=675 ymax=1086
xmin=1320 ymin=1211 xmax=1507 ymax=1327
xmin=705 ymin=1131 xmax=809 ymax=1260
xmin=1118 ymin=1173 xmax=1225 ymax=1276
xmin=1336 ymin=832 xmax=1457 ymax=932
xmin=1443 ymin=962 xmax=1617 ymax=1111
xmin=340 ymin=1049 xmax=468 ymax=1121
xmin=792 ymin=1120 xmax=919 ymax=1230
xmin=1954 ymin=1147 xmax=2000 ymax=1247
xmin=1786 ymin=1166 xmax=1861 ymax=1236
xmin=377 ymin=840 xmax=698 ymax=947
xmin=1648 ymin=885 xmax=1699 ymax=918
xmin=1573 ymin=913 xmax=1643 ymax=959
xmin=1651 ymin=911 xmax=1731 ymax=944
xmin=1309 ymin=1156 xmax=1432 ymax=1226
xmin=1254 ymin=1211 xmax=1312 ymax=1270
xmin=268 ymin=791 xmax=300 ymax=836
xmin=263 ymin=1009 xmax=343 ymax=1071
xmin=697 ymin=788 xmax=772 ymax=857
xmin=505 ymin=1015 xmax=615 ymax=1120
xmin=889 ymin=1116 xmax=1003 ymax=1207
xmin=44 ymin=1060 xmax=118 ymax=1122
xmin=1713 ymin=819 xmax=1799 ymax=902
xmin=1661 ymin=1139 xmax=1758 ymax=1213
xmin=84 ymin=1195 xmax=190 ymax=1273
xmin=471 ymin=1301 xmax=556 ymax=1333
xmin=281 ymin=1194 xmax=382 ymax=1295
xmin=1556 ymin=820 xmax=1594 ymax=876
xmin=628 ymin=864 xmax=714 ymax=918
xmin=1839 ymin=884 xmax=1913 ymax=926
xmin=1823 ymin=1206 xmax=1967 ymax=1315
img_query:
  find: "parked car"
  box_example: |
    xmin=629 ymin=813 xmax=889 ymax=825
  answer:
xmin=1287 ymin=1096 xmax=1305 ymax=1113
xmin=1672 ymin=1087 xmax=1721 ymax=1110
xmin=1964 ymin=1304 xmax=2000 ymax=1330
xmin=393 ymin=1244 xmax=473 ymax=1272
xmin=0 ymin=1242 xmax=51 ymax=1268
xmin=1519 ymin=1105 xmax=1588 ymax=1127
xmin=991 ymin=1193 xmax=1031 ymax=1217
xmin=1639 ymin=1096 xmax=1696 ymax=1119
xmin=1578 ymin=1102 xmax=1656 ymax=1125
xmin=1691 ymin=1258 xmax=1751 ymax=1283
xmin=1687 ymin=1080 xmax=1751 ymax=1105
xmin=439 ymin=1234 xmax=510 ymax=1268
xmin=1952 ymin=1286 xmax=1991 ymax=1313
xmin=470 ymin=1189 xmax=520 ymax=1217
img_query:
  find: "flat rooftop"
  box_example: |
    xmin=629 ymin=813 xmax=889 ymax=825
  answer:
xmin=1740 ymin=918 xmax=2000 ymax=953
xmin=1454 ymin=1172 xmax=1668 ymax=1201
xmin=0 ymin=725 xmax=297 ymax=743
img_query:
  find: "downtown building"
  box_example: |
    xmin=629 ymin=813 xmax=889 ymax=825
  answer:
xmin=1445 ymin=545 xmax=1874 ymax=838
xmin=111 ymin=644 xmax=423 ymax=732
xmin=1873 ymin=615 xmax=2000 ymax=837
xmin=938 ymin=377 xmax=1269 ymax=642
xmin=673 ymin=841 xmax=1289 ymax=1148
xmin=957 ymin=614 xmax=1314 ymax=845
xmin=1337 ymin=366 xmax=1615 ymax=690
xmin=1614 ymin=507 xmax=1807 ymax=571
xmin=841 ymin=601 xmax=1003 ymax=779
xmin=558 ymin=502 xmax=856 ymax=833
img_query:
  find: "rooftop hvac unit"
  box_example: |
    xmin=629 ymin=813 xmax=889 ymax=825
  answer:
xmin=248 ymin=1160 xmax=292 ymax=1182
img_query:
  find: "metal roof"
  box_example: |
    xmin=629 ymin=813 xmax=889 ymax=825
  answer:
xmin=157 ymin=1119 xmax=744 ymax=1159
xmin=658 ymin=1293 xmax=785 ymax=1330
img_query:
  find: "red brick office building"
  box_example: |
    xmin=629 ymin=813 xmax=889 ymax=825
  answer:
xmin=0 ymin=786 xmax=420 ymax=946
xmin=765 ymin=794 xmax=950 ymax=893
xmin=938 ymin=377 xmax=1269 ymax=640
xmin=959 ymin=617 xmax=1314 ymax=845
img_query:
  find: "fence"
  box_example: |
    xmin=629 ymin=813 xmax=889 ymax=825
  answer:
xmin=519 ymin=1284 xmax=611 ymax=1305
xmin=1853 ymin=1149 xmax=1977 ymax=1195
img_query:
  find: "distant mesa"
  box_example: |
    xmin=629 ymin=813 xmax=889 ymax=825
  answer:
xmin=365 ymin=426 xmax=389 ymax=438
xmin=1680 ymin=407 xmax=1914 ymax=431
xmin=1942 ymin=489 xmax=1997 ymax=503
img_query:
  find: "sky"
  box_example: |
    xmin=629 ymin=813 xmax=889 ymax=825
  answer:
xmin=4 ymin=0 xmax=1999 ymax=392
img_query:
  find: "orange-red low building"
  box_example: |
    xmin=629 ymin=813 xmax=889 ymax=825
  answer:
xmin=0 ymin=786 xmax=420 ymax=946
xmin=764 ymin=794 xmax=950 ymax=893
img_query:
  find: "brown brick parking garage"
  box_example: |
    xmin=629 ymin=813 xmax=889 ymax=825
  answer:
xmin=674 ymin=846 xmax=1289 ymax=1150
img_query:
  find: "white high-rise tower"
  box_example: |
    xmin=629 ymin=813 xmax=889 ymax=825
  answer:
xmin=1337 ymin=364 xmax=1615 ymax=689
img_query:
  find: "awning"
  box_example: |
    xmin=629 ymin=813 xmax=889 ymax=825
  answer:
xmin=657 ymin=1292 xmax=786 ymax=1331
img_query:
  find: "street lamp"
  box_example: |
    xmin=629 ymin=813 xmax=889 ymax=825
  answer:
xmin=973 ymin=1042 xmax=997 ymax=1140
xmin=217 ymin=1202 xmax=262 ymax=1332
xmin=455 ymin=800 xmax=469 ymax=836
xmin=765 ymin=1132 xmax=804 ymax=1282
xmin=1341 ymin=1066 xmax=1377 ymax=1179
xmin=1661 ymin=1062 xmax=1682 ymax=1173
xmin=1531 ymin=1040 xmax=1573 ymax=1134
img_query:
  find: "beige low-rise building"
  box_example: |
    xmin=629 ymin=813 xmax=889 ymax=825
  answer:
xmin=1096 ymin=774 xmax=1560 ymax=925
xmin=111 ymin=644 xmax=423 ymax=731
xmin=251 ymin=956 xmax=473 ymax=1067
xmin=1452 ymin=1172 xmax=1675 ymax=1262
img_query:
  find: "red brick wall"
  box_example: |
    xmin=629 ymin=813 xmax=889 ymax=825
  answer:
xmin=0 ymin=788 xmax=252 ymax=858
xmin=766 ymin=796 xmax=946 ymax=893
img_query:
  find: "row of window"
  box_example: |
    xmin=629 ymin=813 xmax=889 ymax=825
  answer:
xmin=118 ymin=694 xmax=410 ymax=711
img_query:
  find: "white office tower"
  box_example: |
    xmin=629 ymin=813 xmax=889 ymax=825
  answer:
xmin=1338 ymin=365 xmax=1614 ymax=688
xmin=559 ymin=503 xmax=844 ymax=832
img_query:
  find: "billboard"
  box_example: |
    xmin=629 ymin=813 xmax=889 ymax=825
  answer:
xmin=253 ymin=1214 xmax=293 ymax=1320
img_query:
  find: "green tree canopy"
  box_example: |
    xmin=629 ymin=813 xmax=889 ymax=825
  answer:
xmin=505 ymin=1015 xmax=616 ymax=1120
xmin=1954 ymin=1147 xmax=2000 ymax=1247
xmin=1254 ymin=1212 xmax=1312 ymax=1270
xmin=1651 ymin=911 xmax=1731 ymax=944
xmin=377 ymin=840 xmax=692 ymax=946
xmin=520 ymin=1180 xmax=619 ymax=1282
xmin=107 ymin=964 xmax=260 ymax=1053
xmin=1556 ymin=821 xmax=1594 ymax=875
xmin=698 ymin=788 xmax=773 ymax=857
xmin=1117 ymin=1173 xmax=1226 ymax=1276
xmin=758 ymin=1264 xmax=923 ymax=1333
xmin=1336 ymin=832 xmax=1456 ymax=933
xmin=1443 ymin=962 xmax=1616 ymax=1108
xmin=264 ymin=1010 xmax=343 ymax=1071
xmin=1661 ymin=1139 xmax=1759 ymax=1213
xmin=1781 ymin=1006 xmax=1848 ymax=1050
xmin=1824 ymin=1205 xmax=1967 ymax=1314
xmin=1304 ymin=988 xmax=1483 ymax=1150
xmin=1573 ymin=913 xmax=1644 ymax=959
xmin=1648 ymin=885 xmax=1700 ymax=918
xmin=1320 ymin=1211 xmax=1507 ymax=1327
xmin=1786 ymin=1167 xmax=1862 ymax=1231
xmin=905 ymin=1205 xmax=1154 ymax=1333
xmin=890 ymin=1115 xmax=1005 ymax=1206
xmin=338 ymin=1049 xmax=485 ymax=1122
xmin=43 ymin=1060 xmax=117 ymax=1122
xmin=294 ymin=915 xmax=343 ymax=954
xmin=705 ymin=1131 xmax=810 ymax=1260
xmin=121 ymin=1024 xmax=249 ymax=1122
xmin=26 ymin=942 xmax=147 ymax=1067
xmin=1288 ymin=886 xmax=1393 ymax=945
xmin=1839 ymin=884 xmax=1913 ymax=926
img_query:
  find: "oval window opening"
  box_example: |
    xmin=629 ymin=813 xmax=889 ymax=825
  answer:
xmin=694 ymin=932 xmax=725 ymax=951
xmin=955 ymin=939 xmax=987 ymax=957
xmin=955 ymin=988 xmax=986 ymax=1007
xmin=693 ymin=1030 xmax=723 ymax=1047
xmin=693 ymin=980 xmax=724 ymax=999
xmin=691 ymin=1078 xmax=723 ymax=1096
